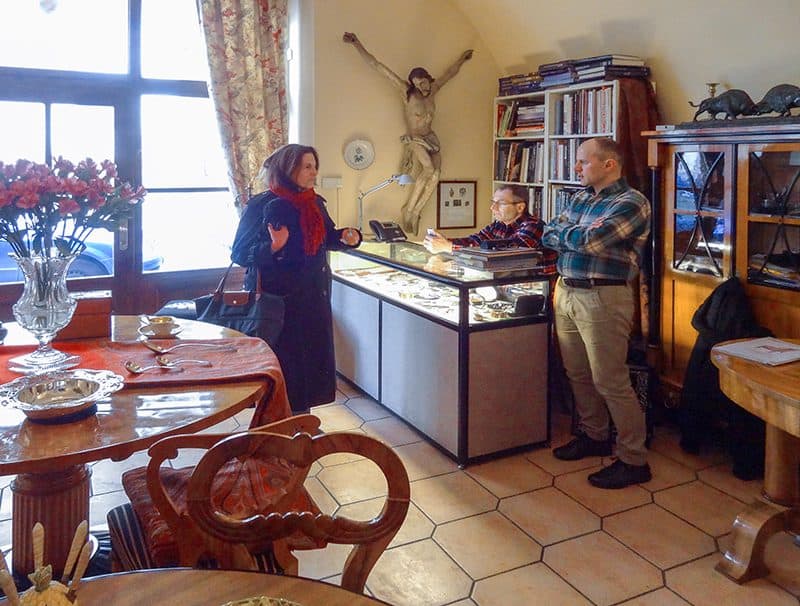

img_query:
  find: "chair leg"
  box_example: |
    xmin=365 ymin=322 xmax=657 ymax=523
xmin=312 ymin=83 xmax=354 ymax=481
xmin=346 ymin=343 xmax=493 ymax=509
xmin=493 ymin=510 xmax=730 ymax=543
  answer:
xmin=273 ymin=540 xmax=298 ymax=575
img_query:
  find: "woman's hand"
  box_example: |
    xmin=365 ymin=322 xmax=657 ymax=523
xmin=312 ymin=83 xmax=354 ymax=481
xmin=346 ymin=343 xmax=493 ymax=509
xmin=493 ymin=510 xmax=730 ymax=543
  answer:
xmin=340 ymin=227 xmax=361 ymax=246
xmin=268 ymin=223 xmax=289 ymax=252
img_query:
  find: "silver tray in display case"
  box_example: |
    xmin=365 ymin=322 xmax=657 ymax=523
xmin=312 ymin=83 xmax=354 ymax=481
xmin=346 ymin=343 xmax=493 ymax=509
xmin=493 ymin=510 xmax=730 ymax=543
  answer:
xmin=0 ymin=369 xmax=124 ymax=422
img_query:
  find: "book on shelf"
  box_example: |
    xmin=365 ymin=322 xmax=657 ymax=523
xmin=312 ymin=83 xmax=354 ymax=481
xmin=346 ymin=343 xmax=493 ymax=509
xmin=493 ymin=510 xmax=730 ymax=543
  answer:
xmin=572 ymin=54 xmax=645 ymax=68
xmin=714 ymin=337 xmax=800 ymax=366
xmin=576 ymin=65 xmax=651 ymax=82
xmin=498 ymin=72 xmax=542 ymax=96
xmin=537 ymin=59 xmax=576 ymax=75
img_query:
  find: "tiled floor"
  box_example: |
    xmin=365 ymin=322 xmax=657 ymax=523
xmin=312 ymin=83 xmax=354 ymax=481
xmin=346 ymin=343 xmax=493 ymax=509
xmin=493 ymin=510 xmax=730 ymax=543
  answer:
xmin=2 ymin=379 xmax=798 ymax=605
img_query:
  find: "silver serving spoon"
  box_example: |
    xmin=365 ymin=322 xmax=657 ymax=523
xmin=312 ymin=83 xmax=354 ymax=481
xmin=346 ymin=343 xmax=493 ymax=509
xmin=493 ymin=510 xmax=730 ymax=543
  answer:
xmin=155 ymin=355 xmax=213 ymax=368
xmin=142 ymin=341 xmax=237 ymax=355
xmin=124 ymin=360 xmax=184 ymax=374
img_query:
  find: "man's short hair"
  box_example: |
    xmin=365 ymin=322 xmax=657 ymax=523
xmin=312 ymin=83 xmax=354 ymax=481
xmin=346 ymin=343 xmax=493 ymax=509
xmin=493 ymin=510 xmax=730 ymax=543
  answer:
xmin=591 ymin=137 xmax=623 ymax=167
xmin=498 ymin=184 xmax=529 ymax=204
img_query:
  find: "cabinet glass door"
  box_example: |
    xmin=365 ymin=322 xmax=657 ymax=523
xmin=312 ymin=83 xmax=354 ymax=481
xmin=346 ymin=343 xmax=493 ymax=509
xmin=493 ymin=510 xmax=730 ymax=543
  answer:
xmin=742 ymin=146 xmax=800 ymax=290
xmin=671 ymin=149 xmax=729 ymax=276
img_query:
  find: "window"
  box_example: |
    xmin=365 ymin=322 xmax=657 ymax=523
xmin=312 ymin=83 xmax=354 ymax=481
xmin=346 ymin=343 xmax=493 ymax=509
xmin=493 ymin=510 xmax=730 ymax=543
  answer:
xmin=0 ymin=0 xmax=240 ymax=285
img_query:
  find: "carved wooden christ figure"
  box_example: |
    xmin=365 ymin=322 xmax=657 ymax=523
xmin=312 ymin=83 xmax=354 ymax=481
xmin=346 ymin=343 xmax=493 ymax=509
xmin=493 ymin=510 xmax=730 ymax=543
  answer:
xmin=343 ymin=32 xmax=473 ymax=234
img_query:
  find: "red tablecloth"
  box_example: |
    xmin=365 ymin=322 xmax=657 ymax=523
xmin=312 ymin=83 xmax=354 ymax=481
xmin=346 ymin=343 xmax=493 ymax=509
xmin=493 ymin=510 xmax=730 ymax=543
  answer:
xmin=0 ymin=337 xmax=291 ymax=426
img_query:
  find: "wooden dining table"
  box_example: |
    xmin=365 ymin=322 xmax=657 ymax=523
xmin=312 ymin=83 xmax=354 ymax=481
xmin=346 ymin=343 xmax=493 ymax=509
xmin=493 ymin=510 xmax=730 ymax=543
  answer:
xmin=711 ymin=339 xmax=800 ymax=583
xmin=0 ymin=568 xmax=390 ymax=605
xmin=0 ymin=316 xmax=284 ymax=580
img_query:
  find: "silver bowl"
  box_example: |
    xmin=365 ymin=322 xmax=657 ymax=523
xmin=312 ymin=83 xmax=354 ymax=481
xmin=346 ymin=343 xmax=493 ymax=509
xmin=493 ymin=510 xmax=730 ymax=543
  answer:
xmin=0 ymin=369 xmax=124 ymax=421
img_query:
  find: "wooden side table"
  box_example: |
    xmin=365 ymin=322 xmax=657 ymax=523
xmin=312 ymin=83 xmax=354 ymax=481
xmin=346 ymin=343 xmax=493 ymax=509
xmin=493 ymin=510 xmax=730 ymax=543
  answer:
xmin=711 ymin=340 xmax=800 ymax=583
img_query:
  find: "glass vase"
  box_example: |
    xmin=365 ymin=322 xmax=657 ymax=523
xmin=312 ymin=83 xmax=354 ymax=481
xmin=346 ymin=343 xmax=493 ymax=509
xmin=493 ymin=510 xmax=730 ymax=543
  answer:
xmin=8 ymin=254 xmax=81 ymax=374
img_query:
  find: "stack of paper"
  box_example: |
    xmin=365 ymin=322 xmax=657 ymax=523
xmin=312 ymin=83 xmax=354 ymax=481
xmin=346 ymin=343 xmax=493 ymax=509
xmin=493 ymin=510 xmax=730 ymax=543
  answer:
xmin=714 ymin=337 xmax=800 ymax=366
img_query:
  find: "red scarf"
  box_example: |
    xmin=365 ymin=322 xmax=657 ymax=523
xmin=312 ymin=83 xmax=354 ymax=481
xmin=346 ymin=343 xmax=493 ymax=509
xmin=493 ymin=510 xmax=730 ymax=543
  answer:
xmin=271 ymin=185 xmax=325 ymax=256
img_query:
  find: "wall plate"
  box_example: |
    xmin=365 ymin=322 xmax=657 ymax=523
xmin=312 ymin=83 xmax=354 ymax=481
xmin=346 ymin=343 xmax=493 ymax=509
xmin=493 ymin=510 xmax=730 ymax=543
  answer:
xmin=343 ymin=139 xmax=375 ymax=170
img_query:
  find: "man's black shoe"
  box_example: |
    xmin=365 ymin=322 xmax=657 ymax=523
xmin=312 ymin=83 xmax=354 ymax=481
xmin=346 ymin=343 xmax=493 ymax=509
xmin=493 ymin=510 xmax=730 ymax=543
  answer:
xmin=552 ymin=433 xmax=612 ymax=461
xmin=588 ymin=459 xmax=652 ymax=489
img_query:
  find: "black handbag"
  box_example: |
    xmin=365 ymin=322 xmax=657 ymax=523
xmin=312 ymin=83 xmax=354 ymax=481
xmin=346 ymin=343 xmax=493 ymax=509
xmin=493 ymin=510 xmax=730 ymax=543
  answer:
xmin=195 ymin=264 xmax=285 ymax=347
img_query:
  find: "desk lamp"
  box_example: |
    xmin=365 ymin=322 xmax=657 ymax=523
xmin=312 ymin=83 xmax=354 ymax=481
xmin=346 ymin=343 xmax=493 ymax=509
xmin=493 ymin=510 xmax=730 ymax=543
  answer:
xmin=357 ymin=173 xmax=414 ymax=232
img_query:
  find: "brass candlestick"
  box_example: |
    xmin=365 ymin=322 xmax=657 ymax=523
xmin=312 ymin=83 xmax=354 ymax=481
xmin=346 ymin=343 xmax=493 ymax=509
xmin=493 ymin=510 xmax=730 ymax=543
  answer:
xmin=706 ymin=82 xmax=720 ymax=98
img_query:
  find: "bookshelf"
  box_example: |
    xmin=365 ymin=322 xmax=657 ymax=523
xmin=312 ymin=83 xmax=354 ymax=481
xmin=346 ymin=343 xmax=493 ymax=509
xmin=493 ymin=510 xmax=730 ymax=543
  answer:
xmin=493 ymin=79 xmax=621 ymax=221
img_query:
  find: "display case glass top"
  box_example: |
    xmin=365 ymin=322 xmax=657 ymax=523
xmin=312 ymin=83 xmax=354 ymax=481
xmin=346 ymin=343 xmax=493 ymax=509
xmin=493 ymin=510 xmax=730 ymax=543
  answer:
xmin=337 ymin=241 xmax=552 ymax=285
xmin=330 ymin=242 xmax=550 ymax=327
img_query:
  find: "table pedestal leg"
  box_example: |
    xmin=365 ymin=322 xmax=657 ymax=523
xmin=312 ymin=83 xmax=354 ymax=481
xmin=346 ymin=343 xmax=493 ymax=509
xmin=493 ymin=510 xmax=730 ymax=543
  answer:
xmin=715 ymin=500 xmax=789 ymax=583
xmin=11 ymin=465 xmax=91 ymax=579
xmin=763 ymin=425 xmax=800 ymax=506
xmin=716 ymin=425 xmax=799 ymax=583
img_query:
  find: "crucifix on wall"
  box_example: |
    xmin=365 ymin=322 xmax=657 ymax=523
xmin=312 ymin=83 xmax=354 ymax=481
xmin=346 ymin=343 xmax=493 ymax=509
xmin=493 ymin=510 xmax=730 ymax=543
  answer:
xmin=343 ymin=32 xmax=473 ymax=235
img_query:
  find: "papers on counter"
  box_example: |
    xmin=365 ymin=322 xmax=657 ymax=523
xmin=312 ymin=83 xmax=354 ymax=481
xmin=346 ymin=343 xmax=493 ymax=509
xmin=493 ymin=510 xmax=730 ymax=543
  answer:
xmin=714 ymin=337 xmax=800 ymax=366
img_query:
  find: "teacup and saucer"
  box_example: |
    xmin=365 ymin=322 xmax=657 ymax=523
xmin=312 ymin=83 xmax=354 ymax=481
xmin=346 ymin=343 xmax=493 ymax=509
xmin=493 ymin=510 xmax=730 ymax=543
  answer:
xmin=138 ymin=315 xmax=183 ymax=339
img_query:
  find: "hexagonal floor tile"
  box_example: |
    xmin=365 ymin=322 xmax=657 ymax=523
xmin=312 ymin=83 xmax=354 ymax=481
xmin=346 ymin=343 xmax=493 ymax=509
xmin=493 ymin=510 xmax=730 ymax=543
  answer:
xmin=393 ymin=440 xmax=459 ymax=481
xmin=367 ymin=539 xmax=472 ymax=606
xmin=544 ymin=531 xmax=662 ymax=605
xmin=654 ymin=480 xmax=746 ymax=537
xmin=466 ymin=454 xmax=552 ymax=498
xmin=412 ymin=471 xmax=497 ymax=524
xmin=362 ymin=416 xmax=422 ymax=447
xmin=345 ymin=396 xmax=392 ymax=421
xmin=311 ymin=403 xmax=365 ymax=432
xmin=666 ymin=553 xmax=797 ymax=605
xmin=604 ymin=503 xmax=716 ymax=569
xmin=554 ymin=465 xmax=652 ymax=516
xmin=499 ymin=486 xmax=599 ymax=546
xmin=336 ymin=498 xmax=434 ymax=548
xmin=317 ymin=458 xmax=388 ymax=505
xmin=434 ymin=511 xmax=541 ymax=579
xmin=472 ymin=562 xmax=593 ymax=606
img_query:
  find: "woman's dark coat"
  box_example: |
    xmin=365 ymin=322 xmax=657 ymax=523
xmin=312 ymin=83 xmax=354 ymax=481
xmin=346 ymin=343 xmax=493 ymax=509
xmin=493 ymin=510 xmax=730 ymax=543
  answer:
xmin=231 ymin=191 xmax=357 ymax=412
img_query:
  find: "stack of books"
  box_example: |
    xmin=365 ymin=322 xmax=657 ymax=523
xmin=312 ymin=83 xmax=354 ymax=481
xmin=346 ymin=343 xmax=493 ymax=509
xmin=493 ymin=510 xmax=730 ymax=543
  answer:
xmin=573 ymin=54 xmax=649 ymax=82
xmin=453 ymin=247 xmax=543 ymax=271
xmin=538 ymin=60 xmax=577 ymax=88
xmin=537 ymin=54 xmax=650 ymax=89
xmin=514 ymin=102 xmax=546 ymax=136
xmin=498 ymin=72 xmax=542 ymax=96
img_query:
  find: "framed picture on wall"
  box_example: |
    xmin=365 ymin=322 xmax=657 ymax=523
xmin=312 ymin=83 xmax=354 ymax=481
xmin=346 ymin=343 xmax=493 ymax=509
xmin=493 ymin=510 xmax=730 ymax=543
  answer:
xmin=437 ymin=180 xmax=477 ymax=229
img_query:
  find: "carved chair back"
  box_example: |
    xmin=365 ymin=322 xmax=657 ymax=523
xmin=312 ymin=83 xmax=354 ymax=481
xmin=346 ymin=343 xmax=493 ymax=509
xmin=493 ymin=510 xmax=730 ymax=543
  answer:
xmin=146 ymin=422 xmax=410 ymax=593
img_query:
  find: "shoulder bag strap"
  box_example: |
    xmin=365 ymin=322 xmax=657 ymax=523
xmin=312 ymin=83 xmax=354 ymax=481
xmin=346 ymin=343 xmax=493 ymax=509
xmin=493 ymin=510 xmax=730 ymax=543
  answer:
xmin=213 ymin=263 xmax=263 ymax=300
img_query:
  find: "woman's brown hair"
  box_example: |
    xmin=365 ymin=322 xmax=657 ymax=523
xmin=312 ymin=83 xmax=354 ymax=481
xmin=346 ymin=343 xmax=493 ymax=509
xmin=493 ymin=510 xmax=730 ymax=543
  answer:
xmin=263 ymin=144 xmax=320 ymax=191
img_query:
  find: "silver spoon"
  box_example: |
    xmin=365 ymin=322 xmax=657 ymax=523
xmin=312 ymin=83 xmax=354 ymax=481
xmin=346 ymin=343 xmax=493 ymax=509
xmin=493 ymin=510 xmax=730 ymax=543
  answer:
xmin=155 ymin=355 xmax=213 ymax=368
xmin=124 ymin=360 xmax=184 ymax=374
xmin=142 ymin=341 xmax=237 ymax=355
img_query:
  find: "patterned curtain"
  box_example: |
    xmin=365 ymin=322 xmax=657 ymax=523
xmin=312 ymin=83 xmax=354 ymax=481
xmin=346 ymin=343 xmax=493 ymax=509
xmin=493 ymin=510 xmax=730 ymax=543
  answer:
xmin=199 ymin=0 xmax=289 ymax=215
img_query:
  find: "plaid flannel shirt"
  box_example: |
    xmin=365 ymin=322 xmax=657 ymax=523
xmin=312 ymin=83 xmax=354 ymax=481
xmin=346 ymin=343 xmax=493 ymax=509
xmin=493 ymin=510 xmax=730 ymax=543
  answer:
xmin=541 ymin=178 xmax=650 ymax=281
xmin=450 ymin=211 xmax=558 ymax=275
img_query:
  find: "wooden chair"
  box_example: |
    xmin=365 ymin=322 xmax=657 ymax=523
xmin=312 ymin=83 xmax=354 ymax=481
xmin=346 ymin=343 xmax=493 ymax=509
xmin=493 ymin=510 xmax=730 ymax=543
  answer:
xmin=108 ymin=415 xmax=410 ymax=594
xmin=180 ymin=429 xmax=410 ymax=592
xmin=107 ymin=414 xmax=323 ymax=573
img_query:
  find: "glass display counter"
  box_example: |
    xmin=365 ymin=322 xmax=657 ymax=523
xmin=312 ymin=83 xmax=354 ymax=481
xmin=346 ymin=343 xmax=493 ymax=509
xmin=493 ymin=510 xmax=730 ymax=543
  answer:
xmin=330 ymin=241 xmax=552 ymax=465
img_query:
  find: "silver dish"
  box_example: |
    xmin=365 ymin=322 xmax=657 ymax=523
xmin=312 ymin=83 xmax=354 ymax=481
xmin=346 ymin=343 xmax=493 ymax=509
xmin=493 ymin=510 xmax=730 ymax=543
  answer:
xmin=0 ymin=369 xmax=124 ymax=421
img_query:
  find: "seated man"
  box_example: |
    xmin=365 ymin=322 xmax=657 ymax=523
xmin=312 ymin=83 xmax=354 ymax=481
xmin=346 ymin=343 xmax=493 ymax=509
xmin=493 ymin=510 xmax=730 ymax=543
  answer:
xmin=423 ymin=184 xmax=558 ymax=274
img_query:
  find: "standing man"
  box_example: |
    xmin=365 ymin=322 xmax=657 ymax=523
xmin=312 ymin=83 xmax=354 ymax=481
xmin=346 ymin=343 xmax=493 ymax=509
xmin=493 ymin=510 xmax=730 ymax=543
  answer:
xmin=543 ymin=137 xmax=652 ymax=489
xmin=343 ymin=32 xmax=472 ymax=235
xmin=424 ymin=184 xmax=557 ymax=275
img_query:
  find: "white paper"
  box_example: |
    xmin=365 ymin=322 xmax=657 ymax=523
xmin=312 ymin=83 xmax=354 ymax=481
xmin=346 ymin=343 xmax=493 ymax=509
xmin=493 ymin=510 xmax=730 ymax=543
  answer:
xmin=715 ymin=337 xmax=800 ymax=366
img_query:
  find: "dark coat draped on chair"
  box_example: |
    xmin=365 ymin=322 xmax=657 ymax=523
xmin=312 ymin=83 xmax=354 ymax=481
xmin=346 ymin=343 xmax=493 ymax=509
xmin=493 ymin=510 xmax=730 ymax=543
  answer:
xmin=679 ymin=277 xmax=771 ymax=479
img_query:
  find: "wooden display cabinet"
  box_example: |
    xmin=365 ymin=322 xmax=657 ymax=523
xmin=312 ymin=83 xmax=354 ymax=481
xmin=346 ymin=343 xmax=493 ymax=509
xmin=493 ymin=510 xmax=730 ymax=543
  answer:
xmin=645 ymin=122 xmax=800 ymax=390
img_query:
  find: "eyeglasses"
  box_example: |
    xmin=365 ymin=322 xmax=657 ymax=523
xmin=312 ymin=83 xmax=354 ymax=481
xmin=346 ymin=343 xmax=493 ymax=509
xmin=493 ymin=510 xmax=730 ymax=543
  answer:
xmin=490 ymin=200 xmax=521 ymax=207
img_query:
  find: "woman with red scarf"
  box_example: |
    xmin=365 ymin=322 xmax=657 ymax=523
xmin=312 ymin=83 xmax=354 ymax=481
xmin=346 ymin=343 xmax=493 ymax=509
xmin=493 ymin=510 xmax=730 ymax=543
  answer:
xmin=231 ymin=144 xmax=361 ymax=412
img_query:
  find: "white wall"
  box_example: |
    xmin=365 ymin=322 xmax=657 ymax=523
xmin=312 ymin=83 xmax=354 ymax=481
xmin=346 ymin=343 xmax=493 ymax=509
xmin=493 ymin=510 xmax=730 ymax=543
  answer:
xmin=313 ymin=0 xmax=800 ymax=234
xmin=313 ymin=0 xmax=498 ymax=237
xmin=454 ymin=0 xmax=800 ymax=124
